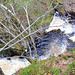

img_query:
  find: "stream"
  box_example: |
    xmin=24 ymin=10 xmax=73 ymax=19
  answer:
xmin=0 ymin=12 xmax=75 ymax=75
xmin=28 ymin=30 xmax=75 ymax=60
xmin=27 ymin=12 xmax=75 ymax=60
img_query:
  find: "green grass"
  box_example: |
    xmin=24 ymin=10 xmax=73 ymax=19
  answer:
xmin=69 ymin=61 xmax=75 ymax=73
xmin=19 ymin=63 xmax=45 ymax=75
xmin=66 ymin=47 xmax=75 ymax=54
xmin=50 ymin=60 xmax=53 ymax=65
xmin=64 ymin=70 xmax=68 ymax=75
xmin=19 ymin=57 xmax=75 ymax=75
xmin=60 ymin=57 xmax=63 ymax=60
xmin=63 ymin=55 xmax=68 ymax=60
xmin=19 ymin=59 xmax=48 ymax=75
xmin=18 ymin=47 xmax=75 ymax=75
xmin=19 ymin=57 xmax=62 ymax=75
xmin=63 ymin=61 xmax=75 ymax=75
xmin=55 ymin=60 xmax=59 ymax=63
xmin=19 ymin=63 xmax=62 ymax=75
xmin=48 ymin=68 xmax=62 ymax=75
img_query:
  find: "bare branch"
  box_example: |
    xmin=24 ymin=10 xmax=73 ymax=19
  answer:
xmin=0 ymin=2 xmax=60 ymax=53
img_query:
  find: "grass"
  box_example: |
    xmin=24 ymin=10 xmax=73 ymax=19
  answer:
xmin=18 ymin=47 xmax=75 ymax=75
xmin=19 ymin=61 xmax=46 ymax=75
xmin=19 ymin=59 xmax=75 ymax=75
xmin=64 ymin=70 xmax=68 ymax=75
xmin=49 ymin=68 xmax=62 ymax=75
xmin=63 ymin=55 xmax=68 ymax=60
xmin=67 ymin=47 xmax=75 ymax=54
xmin=55 ymin=60 xmax=59 ymax=63
xmin=64 ymin=61 xmax=75 ymax=75
xmin=59 ymin=57 xmax=63 ymax=60
xmin=18 ymin=57 xmax=62 ymax=75
xmin=69 ymin=61 xmax=75 ymax=74
xmin=19 ymin=63 xmax=62 ymax=75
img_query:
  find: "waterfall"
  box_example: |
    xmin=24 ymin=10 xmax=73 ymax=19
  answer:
xmin=28 ymin=12 xmax=75 ymax=60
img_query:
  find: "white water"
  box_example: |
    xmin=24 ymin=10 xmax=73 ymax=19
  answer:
xmin=45 ymin=11 xmax=75 ymax=42
xmin=69 ymin=36 xmax=75 ymax=42
xmin=0 ymin=56 xmax=31 ymax=75
xmin=0 ymin=12 xmax=75 ymax=75
xmin=38 ymin=35 xmax=68 ymax=60
xmin=38 ymin=12 xmax=75 ymax=60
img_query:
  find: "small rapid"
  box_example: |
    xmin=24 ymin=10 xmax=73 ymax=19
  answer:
xmin=28 ymin=30 xmax=75 ymax=60
xmin=28 ymin=12 xmax=75 ymax=60
xmin=0 ymin=12 xmax=75 ymax=75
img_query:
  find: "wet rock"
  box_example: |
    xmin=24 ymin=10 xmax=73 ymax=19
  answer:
xmin=0 ymin=68 xmax=4 ymax=75
xmin=0 ymin=49 xmax=22 ymax=57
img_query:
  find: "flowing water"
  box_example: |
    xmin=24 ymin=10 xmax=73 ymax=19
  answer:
xmin=28 ymin=12 xmax=75 ymax=60
xmin=28 ymin=30 xmax=75 ymax=60
xmin=0 ymin=12 xmax=75 ymax=75
xmin=0 ymin=12 xmax=75 ymax=60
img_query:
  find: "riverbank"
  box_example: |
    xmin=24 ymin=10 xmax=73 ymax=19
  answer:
xmin=16 ymin=47 xmax=75 ymax=75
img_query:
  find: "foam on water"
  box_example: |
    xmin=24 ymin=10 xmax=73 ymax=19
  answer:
xmin=37 ymin=12 xmax=75 ymax=60
xmin=69 ymin=35 xmax=75 ymax=42
xmin=0 ymin=12 xmax=75 ymax=75
xmin=45 ymin=11 xmax=75 ymax=42
xmin=38 ymin=50 xmax=51 ymax=60
xmin=29 ymin=30 xmax=70 ymax=60
xmin=0 ymin=56 xmax=31 ymax=75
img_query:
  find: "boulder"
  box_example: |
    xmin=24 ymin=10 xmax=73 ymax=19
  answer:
xmin=63 ymin=0 xmax=75 ymax=16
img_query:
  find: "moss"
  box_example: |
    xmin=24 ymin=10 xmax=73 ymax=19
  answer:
xmin=15 ymin=45 xmax=22 ymax=50
xmin=29 ymin=59 xmax=37 ymax=64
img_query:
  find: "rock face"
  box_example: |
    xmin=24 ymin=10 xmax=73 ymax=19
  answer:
xmin=63 ymin=0 xmax=75 ymax=16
